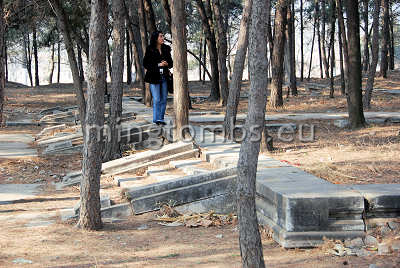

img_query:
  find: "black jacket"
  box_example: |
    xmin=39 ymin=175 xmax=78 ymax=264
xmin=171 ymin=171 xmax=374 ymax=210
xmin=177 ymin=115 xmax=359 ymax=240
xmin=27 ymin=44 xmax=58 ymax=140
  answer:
xmin=143 ymin=44 xmax=173 ymax=84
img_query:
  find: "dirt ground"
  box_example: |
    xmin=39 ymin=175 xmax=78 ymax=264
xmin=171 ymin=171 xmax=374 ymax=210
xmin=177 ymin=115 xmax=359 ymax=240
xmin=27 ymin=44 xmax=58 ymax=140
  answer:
xmin=0 ymin=72 xmax=400 ymax=267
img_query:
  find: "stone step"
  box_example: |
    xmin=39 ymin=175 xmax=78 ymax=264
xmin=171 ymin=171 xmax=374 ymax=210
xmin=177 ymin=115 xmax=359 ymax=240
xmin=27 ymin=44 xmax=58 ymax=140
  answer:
xmin=103 ymin=149 xmax=199 ymax=177
xmin=101 ymin=142 xmax=194 ymax=175
xmin=130 ymin=174 xmax=237 ymax=214
xmin=125 ymin=167 xmax=236 ymax=201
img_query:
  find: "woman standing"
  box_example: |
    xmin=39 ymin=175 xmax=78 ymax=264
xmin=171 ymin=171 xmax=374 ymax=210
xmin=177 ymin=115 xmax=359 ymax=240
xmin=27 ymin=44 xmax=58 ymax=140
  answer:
xmin=143 ymin=31 xmax=173 ymax=125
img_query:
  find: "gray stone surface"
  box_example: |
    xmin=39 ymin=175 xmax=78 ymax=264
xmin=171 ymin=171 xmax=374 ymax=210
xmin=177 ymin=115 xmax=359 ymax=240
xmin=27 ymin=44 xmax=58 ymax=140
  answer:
xmin=0 ymin=184 xmax=42 ymax=205
xmin=350 ymin=184 xmax=400 ymax=218
xmin=175 ymin=193 xmax=235 ymax=215
xmin=125 ymin=167 xmax=236 ymax=200
xmin=101 ymin=203 xmax=133 ymax=218
xmin=130 ymin=175 xmax=236 ymax=214
xmin=0 ymin=134 xmax=37 ymax=158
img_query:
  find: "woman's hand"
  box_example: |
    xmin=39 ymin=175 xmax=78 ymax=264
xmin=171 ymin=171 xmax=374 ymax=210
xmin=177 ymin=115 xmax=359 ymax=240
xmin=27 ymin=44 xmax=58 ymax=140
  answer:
xmin=159 ymin=60 xmax=168 ymax=67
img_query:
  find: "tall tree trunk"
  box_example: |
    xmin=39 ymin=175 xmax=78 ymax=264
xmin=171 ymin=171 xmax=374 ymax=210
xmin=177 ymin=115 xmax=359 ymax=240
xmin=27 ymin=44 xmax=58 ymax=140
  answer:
xmin=199 ymin=36 xmax=203 ymax=81
xmin=48 ymin=0 xmax=87 ymax=131
xmin=48 ymin=43 xmax=55 ymax=84
xmin=137 ymin=0 xmax=152 ymax=107
xmin=237 ymin=0 xmax=268 ymax=266
xmin=77 ymin=44 xmax=85 ymax=82
xmin=24 ymin=33 xmax=33 ymax=87
xmin=288 ymin=0 xmax=297 ymax=96
xmin=224 ymin=0 xmax=252 ymax=140
xmin=126 ymin=27 xmax=132 ymax=85
xmin=321 ymin=0 xmax=330 ymax=78
xmin=171 ymin=0 xmax=189 ymax=140
xmin=389 ymin=3 xmax=395 ymax=71
xmin=4 ymin=39 xmax=7 ymax=82
xmin=337 ymin=0 xmax=349 ymax=92
xmin=338 ymin=15 xmax=346 ymax=95
xmin=269 ymin=0 xmax=287 ymax=108
xmin=300 ymin=0 xmax=304 ymax=82
xmin=345 ymin=0 xmax=366 ymax=129
xmin=329 ymin=0 xmax=336 ymax=98
xmin=0 ymin=0 xmax=4 ymax=126
xmin=57 ymin=40 xmax=61 ymax=83
xmin=363 ymin=0 xmax=381 ymax=108
xmin=315 ymin=1 xmax=323 ymax=78
xmin=307 ymin=20 xmax=316 ymax=81
xmin=104 ymin=0 xmax=125 ymax=161
xmin=213 ymin=0 xmax=229 ymax=106
xmin=124 ymin=0 xmax=145 ymax=102
xmin=362 ymin=0 xmax=370 ymax=72
xmin=143 ymin=0 xmax=157 ymax=34
xmin=195 ymin=0 xmax=220 ymax=102
xmin=79 ymin=0 xmax=107 ymax=230
xmin=380 ymin=0 xmax=389 ymax=78
xmin=203 ymin=37 xmax=207 ymax=83
xmin=33 ymin=24 xmax=39 ymax=87
xmin=161 ymin=0 xmax=172 ymax=27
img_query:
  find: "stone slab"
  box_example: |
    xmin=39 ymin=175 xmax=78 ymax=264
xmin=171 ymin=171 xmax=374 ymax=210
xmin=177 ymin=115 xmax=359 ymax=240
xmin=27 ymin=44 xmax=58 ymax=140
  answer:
xmin=131 ymin=175 xmax=236 ymax=214
xmin=175 ymin=193 xmax=236 ymax=215
xmin=257 ymin=212 xmax=365 ymax=248
xmin=0 ymin=134 xmax=37 ymax=158
xmin=125 ymin=167 xmax=236 ymax=200
xmin=101 ymin=203 xmax=133 ymax=218
xmin=350 ymin=184 xmax=400 ymax=219
xmin=0 ymin=184 xmax=42 ymax=205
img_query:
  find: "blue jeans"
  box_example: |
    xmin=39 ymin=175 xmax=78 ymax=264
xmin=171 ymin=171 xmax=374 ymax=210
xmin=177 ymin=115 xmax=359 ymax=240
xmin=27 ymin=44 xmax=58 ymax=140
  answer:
xmin=150 ymin=77 xmax=168 ymax=123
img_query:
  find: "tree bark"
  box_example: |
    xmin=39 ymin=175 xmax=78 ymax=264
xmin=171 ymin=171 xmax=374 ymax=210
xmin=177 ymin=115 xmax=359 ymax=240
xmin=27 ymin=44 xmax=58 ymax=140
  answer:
xmin=137 ymin=0 xmax=152 ymax=107
xmin=57 ymin=40 xmax=61 ymax=83
xmin=0 ymin=0 xmax=4 ymax=126
xmin=363 ymin=0 xmax=381 ymax=108
xmin=4 ymin=39 xmax=7 ymax=82
xmin=33 ymin=24 xmax=39 ymax=87
xmin=213 ymin=0 xmax=229 ymax=106
xmin=199 ymin=36 xmax=203 ymax=81
xmin=362 ymin=0 xmax=370 ymax=72
xmin=126 ymin=27 xmax=132 ymax=85
xmin=315 ymin=0 xmax=323 ymax=79
xmin=48 ymin=43 xmax=55 ymax=84
xmin=237 ymin=0 xmax=268 ymax=266
xmin=23 ymin=33 xmax=33 ymax=87
xmin=389 ymin=3 xmax=394 ymax=71
xmin=307 ymin=19 xmax=316 ymax=81
xmin=345 ymin=0 xmax=366 ymax=129
xmin=269 ymin=0 xmax=287 ymax=108
xmin=321 ymin=0 xmax=330 ymax=78
xmin=143 ymin=0 xmax=157 ymax=34
xmin=300 ymin=0 xmax=304 ymax=82
xmin=48 ymin=0 xmax=86 ymax=130
xmin=195 ymin=0 xmax=220 ymax=102
xmin=336 ymin=0 xmax=349 ymax=92
xmin=224 ymin=0 xmax=252 ymax=140
xmin=329 ymin=0 xmax=336 ymax=98
xmin=380 ymin=0 xmax=389 ymax=78
xmin=124 ymin=0 xmax=146 ymax=102
xmin=171 ymin=0 xmax=189 ymax=140
xmin=338 ymin=16 xmax=346 ymax=95
xmin=161 ymin=0 xmax=172 ymax=27
xmin=104 ymin=0 xmax=125 ymax=161
xmin=203 ymin=37 xmax=207 ymax=83
xmin=79 ymin=0 xmax=108 ymax=231
xmin=288 ymin=0 xmax=297 ymax=96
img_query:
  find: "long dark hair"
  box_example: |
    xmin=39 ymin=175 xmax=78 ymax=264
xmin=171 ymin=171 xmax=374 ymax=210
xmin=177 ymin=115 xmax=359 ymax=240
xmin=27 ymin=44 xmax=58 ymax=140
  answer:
xmin=149 ymin=31 xmax=163 ymax=49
